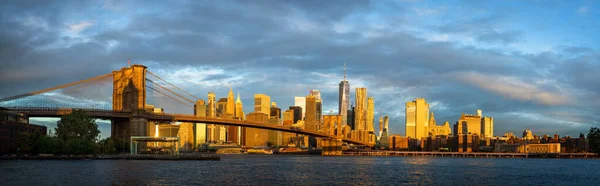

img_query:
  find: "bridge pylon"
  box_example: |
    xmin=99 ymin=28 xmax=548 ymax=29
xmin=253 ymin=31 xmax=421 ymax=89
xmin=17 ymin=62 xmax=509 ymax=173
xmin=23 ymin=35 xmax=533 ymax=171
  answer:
xmin=111 ymin=64 xmax=149 ymax=151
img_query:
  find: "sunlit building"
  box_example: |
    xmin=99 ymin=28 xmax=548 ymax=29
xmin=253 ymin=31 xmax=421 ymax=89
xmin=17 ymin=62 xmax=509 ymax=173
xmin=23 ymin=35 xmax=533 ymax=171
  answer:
xmin=243 ymin=112 xmax=269 ymax=147
xmin=338 ymin=63 xmax=350 ymax=126
xmin=405 ymin=98 xmax=430 ymax=139
xmin=226 ymin=88 xmax=235 ymax=116
xmin=254 ymin=94 xmax=271 ymax=118
xmin=270 ymin=102 xmax=281 ymax=119
xmin=367 ymin=97 xmax=374 ymax=132
xmin=428 ymin=112 xmax=451 ymax=137
xmin=310 ymin=90 xmax=322 ymax=122
xmin=235 ymin=93 xmax=244 ymax=120
xmin=354 ymin=88 xmax=367 ymax=131
xmin=453 ymin=109 xmax=494 ymax=138
xmin=193 ymin=99 xmax=207 ymax=148
xmin=289 ymin=106 xmax=302 ymax=124
xmin=294 ymin=96 xmax=306 ymax=117
xmin=305 ymin=94 xmax=317 ymax=132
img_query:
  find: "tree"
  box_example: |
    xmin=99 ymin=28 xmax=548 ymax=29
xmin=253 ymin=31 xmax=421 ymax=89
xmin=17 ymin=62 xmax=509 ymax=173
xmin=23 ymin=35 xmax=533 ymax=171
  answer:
xmin=588 ymin=127 xmax=600 ymax=154
xmin=55 ymin=110 xmax=100 ymax=143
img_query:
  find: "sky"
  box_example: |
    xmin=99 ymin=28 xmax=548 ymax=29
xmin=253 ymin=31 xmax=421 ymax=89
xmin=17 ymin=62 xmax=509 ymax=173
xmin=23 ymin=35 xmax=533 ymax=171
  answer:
xmin=1 ymin=0 xmax=599 ymax=138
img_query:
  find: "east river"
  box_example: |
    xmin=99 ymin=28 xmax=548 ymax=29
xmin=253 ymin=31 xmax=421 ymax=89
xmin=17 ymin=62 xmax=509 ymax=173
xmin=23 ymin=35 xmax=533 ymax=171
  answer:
xmin=1 ymin=155 xmax=599 ymax=185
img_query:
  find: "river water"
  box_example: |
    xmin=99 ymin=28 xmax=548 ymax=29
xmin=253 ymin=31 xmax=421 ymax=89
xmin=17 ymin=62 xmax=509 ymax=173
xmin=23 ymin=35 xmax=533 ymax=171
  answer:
xmin=1 ymin=155 xmax=599 ymax=185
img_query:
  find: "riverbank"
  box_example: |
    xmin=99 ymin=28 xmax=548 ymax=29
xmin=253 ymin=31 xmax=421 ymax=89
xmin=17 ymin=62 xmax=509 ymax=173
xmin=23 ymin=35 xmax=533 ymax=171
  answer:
xmin=343 ymin=151 xmax=599 ymax=159
xmin=0 ymin=154 xmax=220 ymax=161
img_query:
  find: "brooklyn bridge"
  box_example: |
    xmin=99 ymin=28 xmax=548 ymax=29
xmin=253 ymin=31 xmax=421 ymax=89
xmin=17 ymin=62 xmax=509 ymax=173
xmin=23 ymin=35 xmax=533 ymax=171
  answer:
xmin=0 ymin=64 xmax=372 ymax=150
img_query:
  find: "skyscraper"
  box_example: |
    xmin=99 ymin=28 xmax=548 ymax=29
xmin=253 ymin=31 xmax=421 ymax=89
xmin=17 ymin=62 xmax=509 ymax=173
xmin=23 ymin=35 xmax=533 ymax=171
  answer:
xmin=367 ymin=97 xmax=374 ymax=132
xmin=207 ymin=92 xmax=216 ymax=118
xmin=339 ymin=63 xmax=350 ymax=126
xmin=226 ymin=88 xmax=235 ymax=116
xmin=405 ymin=98 xmax=430 ymax=139
xmin=289 ymin=106 xmax=303 ymax=124
xmin=193 ymin=99 xmax=207 ymax=147
xmin=294 ymin=97 xmax=306 ymax=117
xmin=254 ymin=94 xmax=271 ymax=118
xmin=270 ymin=102 xmax=281 ymax=119
xmin=305 ymin=95 xmax=317 ymax=132
xmin=310 ymin=90 xmax=322 ymax=122
xmin=354 ymin=88 xmax=367 ymax=131
xmin=235 ymin=93 xmax=244 ymax=120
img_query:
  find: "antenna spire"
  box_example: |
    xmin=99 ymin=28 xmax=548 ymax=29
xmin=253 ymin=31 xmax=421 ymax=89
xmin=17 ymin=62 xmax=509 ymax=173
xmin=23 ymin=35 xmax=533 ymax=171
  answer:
xmin=343 ymin=62 xmax=347 ymax=81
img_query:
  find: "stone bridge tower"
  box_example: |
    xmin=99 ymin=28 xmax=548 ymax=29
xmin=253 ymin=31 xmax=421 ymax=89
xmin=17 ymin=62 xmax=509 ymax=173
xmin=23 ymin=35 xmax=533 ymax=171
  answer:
xmin=111 ymin=64 xmax=148 ymax=150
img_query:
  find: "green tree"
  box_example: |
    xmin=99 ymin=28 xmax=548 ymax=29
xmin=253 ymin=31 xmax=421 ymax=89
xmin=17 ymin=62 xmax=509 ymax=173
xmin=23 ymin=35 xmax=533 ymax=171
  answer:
xmin=588 ymin=127 xmax=600 ymax=154
xmin=55 ymin=110 xmax=100 ymax=143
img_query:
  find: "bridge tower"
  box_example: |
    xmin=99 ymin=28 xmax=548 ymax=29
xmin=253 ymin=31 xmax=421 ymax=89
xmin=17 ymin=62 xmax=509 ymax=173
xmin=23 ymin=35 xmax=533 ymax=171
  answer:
xmin=111 ymin=64 xmax=148 ymax=150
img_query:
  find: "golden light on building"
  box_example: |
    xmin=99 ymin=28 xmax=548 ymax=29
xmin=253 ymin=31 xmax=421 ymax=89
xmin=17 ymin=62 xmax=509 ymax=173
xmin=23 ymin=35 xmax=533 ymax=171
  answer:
xmin=354 ymin=87 xmax=367 ymax=131
xmin=254 ymin=94 xmax=271 ymax=118
xmin=405 ymin=98 xmax=429 ymax=139
xmin=367 ymin=97 xmax=374 ymax=132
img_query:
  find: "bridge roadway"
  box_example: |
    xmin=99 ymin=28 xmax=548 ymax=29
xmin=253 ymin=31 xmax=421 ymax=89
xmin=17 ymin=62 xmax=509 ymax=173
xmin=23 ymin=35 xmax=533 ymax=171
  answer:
xmin=8 ymin=107 xmax=372 ymax=147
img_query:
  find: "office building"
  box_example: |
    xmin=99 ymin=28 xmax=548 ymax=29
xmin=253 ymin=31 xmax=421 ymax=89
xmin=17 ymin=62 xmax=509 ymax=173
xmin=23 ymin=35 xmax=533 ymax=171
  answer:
xmin=243 ymin=112 xmax=269 ymax=147
xmin=355 ymin=88 xmax=367 ymax=131
xmin=405 ymin=98 xmax=430 ymax=139
xmin=235 ymin=93 xmax=244 ymax=120
xmin=226 ymin=88 xmax=235 ymax=115
xmin=305 ymin=94 xmax=317 ymax=132
xmin=270 ymin=102 xmax=281 ymax=119
xmin=289 ymin=106 xmax=302 ymax=124
xmin=254 ymin=94 xmax=271 ymax=118
xmin=453 ymin=109 xmax=494 ymax=138
xmin=367 ymin=97 xmax=374 ymax=132
xmin=311 ymin=90 xmax=322 ymax=122
xmin=193 ymin=99 xmax=207 ymax=148
xmin=294 ymin=97 xmax=306 ymax=117
xmin=339 ymin=63 xmax=350 ymax=126
xmin=347 ymin=105 xmax=355 ymax=130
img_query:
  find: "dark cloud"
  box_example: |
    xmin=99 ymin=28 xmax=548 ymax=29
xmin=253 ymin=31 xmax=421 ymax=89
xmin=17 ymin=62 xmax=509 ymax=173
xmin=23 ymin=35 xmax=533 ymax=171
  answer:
xmin=0 ymin=0 xmax=598 ymax=137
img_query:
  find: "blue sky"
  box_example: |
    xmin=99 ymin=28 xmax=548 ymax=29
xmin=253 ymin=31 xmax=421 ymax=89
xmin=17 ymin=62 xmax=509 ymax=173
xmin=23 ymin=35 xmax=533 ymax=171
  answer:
xmin=0 ymin=0 xmax=599 ymax=138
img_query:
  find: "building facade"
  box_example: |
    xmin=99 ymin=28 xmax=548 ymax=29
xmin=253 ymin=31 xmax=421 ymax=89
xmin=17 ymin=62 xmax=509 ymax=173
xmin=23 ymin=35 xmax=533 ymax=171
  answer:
xmin=338 ymin=64 xmax=350 ymax=126
xmin=254 ymin=94 xmax=271 ymax=118
xmin=405 ymin=98 xmax=430 ymax=139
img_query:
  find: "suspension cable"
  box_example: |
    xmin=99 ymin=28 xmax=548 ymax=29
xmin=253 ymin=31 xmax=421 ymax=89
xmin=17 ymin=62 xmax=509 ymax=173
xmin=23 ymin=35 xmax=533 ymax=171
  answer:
xmin=0 ymin=73 xmax=113 ymax=103
xmin=147 ymin=71 xmax=201 ymax=101
xmin=146 ymin=85 xmax=193 ymax=108
xmin=146 ymin=78 xmax=195 ymax=104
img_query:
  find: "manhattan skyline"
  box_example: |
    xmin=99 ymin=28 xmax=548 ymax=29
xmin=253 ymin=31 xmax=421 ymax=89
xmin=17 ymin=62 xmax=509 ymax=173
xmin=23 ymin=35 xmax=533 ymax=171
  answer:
xmin=1 ymin=1 xmax=599 ymax=138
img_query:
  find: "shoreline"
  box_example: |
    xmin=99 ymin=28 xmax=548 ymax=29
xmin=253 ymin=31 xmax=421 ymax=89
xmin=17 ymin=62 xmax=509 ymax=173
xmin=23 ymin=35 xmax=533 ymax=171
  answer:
xmin=0 ymin=154 xmax=220 ymax=161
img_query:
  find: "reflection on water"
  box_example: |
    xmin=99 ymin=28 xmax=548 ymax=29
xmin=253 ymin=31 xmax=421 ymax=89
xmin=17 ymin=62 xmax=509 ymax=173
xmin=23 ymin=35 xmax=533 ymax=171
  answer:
xmin=1 ymin=156 xmax=599 ymax=185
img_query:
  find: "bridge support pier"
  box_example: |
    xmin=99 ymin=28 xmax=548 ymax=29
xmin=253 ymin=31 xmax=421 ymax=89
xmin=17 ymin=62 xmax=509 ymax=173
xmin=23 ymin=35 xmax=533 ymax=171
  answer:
xmin=321 ymin=139 xmax=342 ymax=156
xmin=111 ymin=116 xmax=148 ymax=152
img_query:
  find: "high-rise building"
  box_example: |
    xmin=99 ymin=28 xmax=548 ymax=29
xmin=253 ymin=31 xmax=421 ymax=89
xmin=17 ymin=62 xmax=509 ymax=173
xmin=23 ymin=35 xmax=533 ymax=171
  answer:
xmin=453 ymin=109 xmax=494 ymax=138
xmin=339 ymin=63 xmax=350 ymax=126
xmin=379 ymin=116 xmax=383 ymax=137
xmin=289 ymin=106 xmax=303 ymax=124
xmin=305 ymin=95 xmax=317 ymax=132
xmin=207 ymin=92 xmax=217 ymax=143
xmin=354 ymin=88 xmax=367 ymax=131
xmin=193 ymin=99 xmax=207 ymax=148
xmin=405 ymin=98 xmax=430 ymax=139
xmin=254 ymin=94 xmax=271 ymax=118
xmin=367 ymin=97 xmax=374 ymax=132
xmin=226 ymin=88 xmax=235 ymax=115
xmin=235 ymin=93 xmax=244 ymax=120
xmin=311 ymin=90 xmax=322 ymax=122
xmin=207 ymin=92 xmax=216 ymax=118
xmin=481 ymin=112 xmax=494 ymax=138
xmin=270 ymin=102 xmax=281 ymax=119
xmin=294 ymin=97 xmax=306 ymax=117
xmin=243 ymin=112 xmax=269 ymax=147
xmin=216 ymin=98 xmax=227 ymax=117
xmin=347 ymin=105 xmax=355 ymax=130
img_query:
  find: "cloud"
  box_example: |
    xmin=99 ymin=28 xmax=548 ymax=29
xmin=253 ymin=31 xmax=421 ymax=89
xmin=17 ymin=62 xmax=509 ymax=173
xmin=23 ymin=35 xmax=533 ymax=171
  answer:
xmin=454 ymin=72 xmax=569 ymax=106
xmin=66 ymin=21 xmax=93 ymax=34
xmin=0 ymin=0 xmax=597 ymax=138
xmin=577 ymin=6 xmax=589 ymax=15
